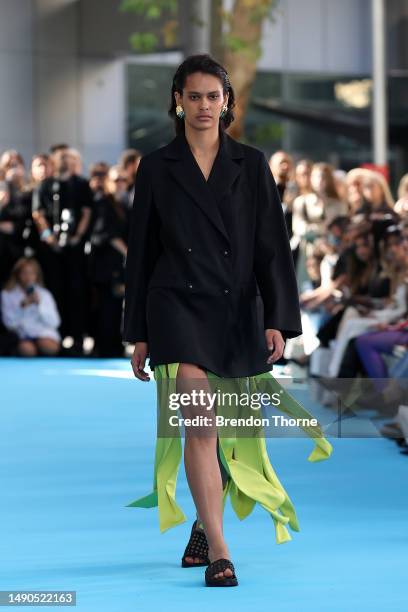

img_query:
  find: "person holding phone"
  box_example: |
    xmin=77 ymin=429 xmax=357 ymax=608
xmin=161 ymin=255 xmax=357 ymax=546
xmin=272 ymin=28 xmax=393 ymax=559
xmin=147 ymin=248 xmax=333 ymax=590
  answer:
xmin=1 ymin=257 xmax=61 ymax=356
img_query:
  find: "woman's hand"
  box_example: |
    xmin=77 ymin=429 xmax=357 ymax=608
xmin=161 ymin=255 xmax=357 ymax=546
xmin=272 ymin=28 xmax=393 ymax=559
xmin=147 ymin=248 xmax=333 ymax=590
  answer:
xmin=130 ymin=342 xmax=150 ymax=381
xmin=371 ymin=322 xmax=390 ymax=331
xmin=265 ymin=329 xmax=285 ymax=364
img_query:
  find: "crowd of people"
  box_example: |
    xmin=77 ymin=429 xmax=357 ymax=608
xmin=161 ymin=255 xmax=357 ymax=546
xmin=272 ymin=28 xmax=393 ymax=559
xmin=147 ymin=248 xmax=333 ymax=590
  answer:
xmin=0 ymin=145 xmax=140 ymax=357
xmin=270 ymin=150 xmax=408 ymax=451
xmin=1 ymin=142 xmax=408 ymax=447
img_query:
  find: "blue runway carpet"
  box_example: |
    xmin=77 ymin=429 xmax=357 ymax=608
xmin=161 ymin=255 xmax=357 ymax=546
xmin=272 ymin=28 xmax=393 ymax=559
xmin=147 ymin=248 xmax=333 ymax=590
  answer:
xmin=0 ymin=358 xmax=406 ymax=611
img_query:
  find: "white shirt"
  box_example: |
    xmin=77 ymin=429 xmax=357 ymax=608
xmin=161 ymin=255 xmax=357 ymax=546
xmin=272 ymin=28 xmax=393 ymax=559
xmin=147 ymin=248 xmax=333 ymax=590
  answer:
xmin=372 ymin=282 xmax=407 ymax=324
xmin=1 ymin=284 xmax=61 ymax=342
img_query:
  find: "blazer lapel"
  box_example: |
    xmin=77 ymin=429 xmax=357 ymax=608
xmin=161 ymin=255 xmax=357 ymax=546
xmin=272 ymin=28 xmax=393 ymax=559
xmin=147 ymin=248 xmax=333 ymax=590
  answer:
xmin=163 ymin=128 xmax=244 ymax=243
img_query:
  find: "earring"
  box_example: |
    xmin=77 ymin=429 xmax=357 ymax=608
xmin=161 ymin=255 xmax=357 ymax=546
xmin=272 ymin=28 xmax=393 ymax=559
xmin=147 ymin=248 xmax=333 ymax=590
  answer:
xmin=176 ymin=105 xmax=185 ymax=119
xmin=219 ymin=104 xmax=228 ymax=119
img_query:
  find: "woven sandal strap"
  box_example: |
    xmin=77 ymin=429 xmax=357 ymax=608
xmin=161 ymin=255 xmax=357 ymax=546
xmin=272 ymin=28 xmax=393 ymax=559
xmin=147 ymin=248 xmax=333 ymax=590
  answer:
xmin=205 ymin=558 xmax=235 ymax=579
xmin=182 ymin=523 xmax=209 ymax=560
xmin=184 ymin=531 xmax=209 ymax=557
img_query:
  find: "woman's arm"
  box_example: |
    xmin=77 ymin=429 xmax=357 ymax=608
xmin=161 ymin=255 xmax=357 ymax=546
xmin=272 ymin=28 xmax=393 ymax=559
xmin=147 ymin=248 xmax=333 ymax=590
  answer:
xmin=371 ymin=283 xmax=407 ymax=324
xmin=254 ymin=153 xmax=302 ymax=340
xmin=37 ymin=289 xmax=61 ymax=329
xmin=1 ymin=290 xmax=24 ymax=331
xmin=122 ymin=157 xmax=162 ymax=344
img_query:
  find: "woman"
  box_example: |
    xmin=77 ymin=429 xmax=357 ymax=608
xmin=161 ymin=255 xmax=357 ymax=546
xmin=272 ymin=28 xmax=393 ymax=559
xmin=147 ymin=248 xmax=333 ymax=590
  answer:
xmin=345 ymin=167 xmax=373 ymax=215
xmin=309 ymin=163 xmax=348 ymax=224
xmin=0 ymin=150 xmax=29 ymax=286
xmin=1 ymin=257 xmax=61 ymax=356
xmin=326 ymin=232 xmax=408 ymax=377
xmin=21 ymin=153 xmax=54 ymax=256
xmin=122 ymin=54 xmax=333 ymax=587
xmin=394 ymin=173 xmax=408 ymax=217
xmin=289 ymin=159 xmax=313 ymax=254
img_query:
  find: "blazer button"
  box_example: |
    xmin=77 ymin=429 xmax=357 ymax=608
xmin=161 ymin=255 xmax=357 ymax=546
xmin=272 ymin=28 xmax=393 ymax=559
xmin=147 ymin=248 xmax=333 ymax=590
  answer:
xmin=188 ymin=283 xmax=193 ymax=289
xmin=223 ymin=250 xmax=229 ymax=256
xmin=224 ymin=288 xmax=229 ymax=294
xmin=187 ymin=247 xmax=192 ymax=253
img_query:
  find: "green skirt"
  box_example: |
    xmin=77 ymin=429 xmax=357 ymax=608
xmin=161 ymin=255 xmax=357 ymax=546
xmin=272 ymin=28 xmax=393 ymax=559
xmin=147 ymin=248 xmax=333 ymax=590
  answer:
xmin=125 ymin=363 xmax=333 ymax=544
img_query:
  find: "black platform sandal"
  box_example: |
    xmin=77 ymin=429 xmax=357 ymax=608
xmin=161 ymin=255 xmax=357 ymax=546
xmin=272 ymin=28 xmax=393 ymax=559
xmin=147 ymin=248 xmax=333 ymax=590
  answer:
xmin=181 ymin=520 xmax=210 ymax=567
xmin=205 ymin=558 xmax=238 ymax=587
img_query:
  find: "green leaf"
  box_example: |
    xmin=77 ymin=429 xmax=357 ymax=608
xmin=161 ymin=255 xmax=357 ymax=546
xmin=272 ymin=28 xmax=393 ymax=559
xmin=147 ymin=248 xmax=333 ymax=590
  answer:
xmin=129 ymin=32 xmax=158 ymax=52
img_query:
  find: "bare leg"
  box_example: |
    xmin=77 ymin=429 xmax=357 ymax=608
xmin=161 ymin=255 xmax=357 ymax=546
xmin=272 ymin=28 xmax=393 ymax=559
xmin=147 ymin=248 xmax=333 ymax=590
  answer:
xmin=36 ymin=338 xmax=60 ymax=355
xmin=196 ymin=441 xmax=229 ymax=528
xmin=176 ymin=363 xmax=232 ymax=579
xmin=17 ymin=340 xmax=38 ymax=357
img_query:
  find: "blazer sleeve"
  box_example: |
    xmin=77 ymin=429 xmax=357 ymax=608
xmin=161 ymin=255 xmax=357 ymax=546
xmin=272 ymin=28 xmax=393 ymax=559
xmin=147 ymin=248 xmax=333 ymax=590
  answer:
xmin=254 ymin=152 xmax=302 ymax=340
xmin=122 ymin=157 xmax=162 ymax=344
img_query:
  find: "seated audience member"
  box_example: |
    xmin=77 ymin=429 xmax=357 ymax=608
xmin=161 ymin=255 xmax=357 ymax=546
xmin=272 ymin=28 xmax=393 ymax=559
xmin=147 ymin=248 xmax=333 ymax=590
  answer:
xmin=326 ymin=233 xmax=408 ymax=377
xmin=1 ymin=257 xmax=61 ymax=356
xmin=354 ymin=319 xmax=408 ymax=409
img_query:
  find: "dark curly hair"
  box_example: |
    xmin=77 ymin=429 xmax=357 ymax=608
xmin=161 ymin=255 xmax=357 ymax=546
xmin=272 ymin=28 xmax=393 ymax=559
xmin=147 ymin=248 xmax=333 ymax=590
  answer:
xmin=168 ymin=54 xmax=236 ymax=135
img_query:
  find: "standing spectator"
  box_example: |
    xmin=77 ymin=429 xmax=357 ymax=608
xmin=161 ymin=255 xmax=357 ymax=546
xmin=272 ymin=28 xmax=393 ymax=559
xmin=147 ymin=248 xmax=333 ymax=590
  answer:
xmin=0 ymin=150 xmax=29 ymax=286
xmin=32 ymin=148 xmax=93 ymax=354
xmin=86 ymin=164 xmax=128 ymax=356
xmin=359 ymin=172 xmax=400 ymax=256
xmin=269 ymin=150 xmax=296 ymax=241
xmin=345 ymin=168 xmax=373 ymax=214
xmin=290 ymin=159 xmax=314 ymax=264
xmin=118 ymin=149 xmax=142 ymax=209
xmin=310 ymin=163 xmax=348 ymax=225
xmin=359 ymin=172 xmax=397 ymax=217
xmin=22 ymin=154 xmax=54 ymax=256
xmin=1 ymin=257 xmax=61 ymax=357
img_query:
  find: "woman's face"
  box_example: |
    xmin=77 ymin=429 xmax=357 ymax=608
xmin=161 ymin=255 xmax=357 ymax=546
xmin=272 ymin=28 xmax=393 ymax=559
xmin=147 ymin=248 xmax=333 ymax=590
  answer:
xmin=175 ymin=72 xmax=228 ymax=132
xmin=90 ymin=171 xmax=108 ymax=194
xmin=5 ymin=162 xmax=25 ymax=184
xmin=18 ymin=263 xmax=37 ymax=287
xmin=362 ymin=180 xmax=383 ymax=205
xmin=108 ymin=168 xmax=128 ymax=196
xmin=355 ymin=238 xmax=372 ymax=262
xmin=387 ymin=238 xmax=408 ymax=263
xmin=295 ymin=164 xmax=311 ymax=190
xmin=310 ymin=169 xmax=324 ymax=194
xmin=347 ymin=180 xmax=363 ymax=206
xmin=395 ymin=197 xmax=408 ymax=216
xmin=31 ymin=157 xmax=48 ymax=183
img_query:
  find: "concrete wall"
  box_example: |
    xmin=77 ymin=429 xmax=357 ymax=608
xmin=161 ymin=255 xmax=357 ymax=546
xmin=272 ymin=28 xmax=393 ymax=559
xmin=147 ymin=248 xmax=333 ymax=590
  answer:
xmin=32 ymin=0 xmax=126 ymax=170
xmin=0 ymin=0 xmax=126 ymax=171
xmin=0 ymin=0 xmax=405 ymax=170
xmin=258 ymin=0 xmax=372 ymax=74
xmin=0 ymin=0 xmax=34 ymax=162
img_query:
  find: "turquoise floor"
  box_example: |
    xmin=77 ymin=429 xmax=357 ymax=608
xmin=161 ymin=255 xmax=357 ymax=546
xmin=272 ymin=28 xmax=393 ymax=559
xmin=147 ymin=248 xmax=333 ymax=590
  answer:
xmin=0 ymin=358 xmax=406 ymax=611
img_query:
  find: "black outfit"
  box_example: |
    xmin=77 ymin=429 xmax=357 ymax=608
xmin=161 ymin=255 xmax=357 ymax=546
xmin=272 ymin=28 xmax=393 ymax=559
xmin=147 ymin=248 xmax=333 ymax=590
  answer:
xmin=355 ymin=201 xmax=400 ymax=258
xmin=276 ymin=181 xmax=293 ymax=242
xmin=87 ymin=193 xmax=128 ymax=356
xmin=0 ymin=183 xmax=29 ymax=287
xmin=317 ymin=249 xmax=390 ymax=347
xmin=123 ymin=127 xmax=302 ymax=377
xmin=34 ymin=175 xmax=93 ymax=343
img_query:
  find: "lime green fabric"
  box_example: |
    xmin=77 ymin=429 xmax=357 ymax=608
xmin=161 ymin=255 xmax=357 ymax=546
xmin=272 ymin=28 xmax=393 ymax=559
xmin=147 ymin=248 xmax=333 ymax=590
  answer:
xmin=125 ymin=363 xmax=333 ymax=544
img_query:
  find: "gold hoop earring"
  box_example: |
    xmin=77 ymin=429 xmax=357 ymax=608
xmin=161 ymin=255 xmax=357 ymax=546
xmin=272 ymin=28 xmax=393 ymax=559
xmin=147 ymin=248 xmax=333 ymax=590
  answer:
xmin=176 ymin=105 xmax=185 ymax=119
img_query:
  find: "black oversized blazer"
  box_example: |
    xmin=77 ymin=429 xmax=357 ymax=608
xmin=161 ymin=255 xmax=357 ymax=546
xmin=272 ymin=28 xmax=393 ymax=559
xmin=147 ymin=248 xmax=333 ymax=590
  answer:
xmin=122 ymin=127 xmax=302 ymax=377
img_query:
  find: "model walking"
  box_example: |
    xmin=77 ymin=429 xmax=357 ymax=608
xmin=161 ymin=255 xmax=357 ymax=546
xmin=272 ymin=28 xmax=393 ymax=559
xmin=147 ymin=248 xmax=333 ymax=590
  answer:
xmin=123 ymin=54 xmax=333 ymax=587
